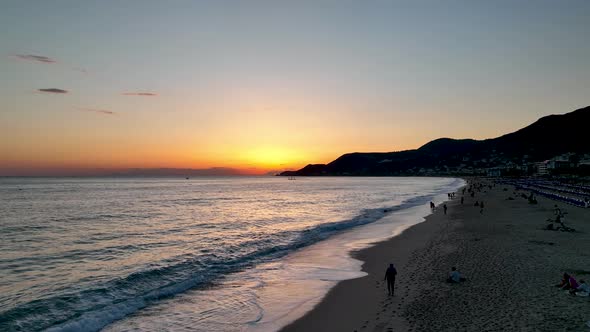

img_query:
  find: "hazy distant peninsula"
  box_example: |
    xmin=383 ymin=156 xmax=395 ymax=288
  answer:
xmin=280 ymin=106 xmax=590 ymax=177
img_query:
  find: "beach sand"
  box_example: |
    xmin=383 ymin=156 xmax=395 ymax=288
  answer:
xmin=282 ymin=180 xmax=590 ymax=331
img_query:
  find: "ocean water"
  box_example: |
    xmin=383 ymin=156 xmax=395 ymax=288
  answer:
xmin=0 ymin=176 xmax=462 ymax=331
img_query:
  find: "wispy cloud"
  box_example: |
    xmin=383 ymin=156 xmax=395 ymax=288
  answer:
xmin=78 ymin=107 xmax=116 ymax=115
xmin=38 ymin=88 xmax=68 ymax=94
xmin=14 ymin=54 xmax=57 ymax=64
xmin=122 ymin=92 xmax=157 ymax=96
xmin=13 ymin=54 xmax=88 ymax=73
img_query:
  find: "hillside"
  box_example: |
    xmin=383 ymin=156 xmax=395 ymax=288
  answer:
xmin=280 ymin=106 xmax=590 ymax=176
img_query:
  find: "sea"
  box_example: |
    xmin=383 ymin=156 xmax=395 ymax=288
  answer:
xmin=0 ymin=176 xmax=463 ymax=332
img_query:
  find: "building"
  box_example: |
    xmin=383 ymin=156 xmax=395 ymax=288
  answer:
xmin=547 ymin=160 xmax=573 ymax=169
xmin=486 ymin=168 xmax=502 ymax=177
xmin=536 ymin=161 xmax=548 ymax=175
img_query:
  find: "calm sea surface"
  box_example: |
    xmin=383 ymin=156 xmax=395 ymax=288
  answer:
xmin=0 ymin=176 xmax=462 ymax=331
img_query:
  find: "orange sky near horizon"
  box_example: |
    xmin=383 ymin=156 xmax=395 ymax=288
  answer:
xmin=0 ymin=100 xmax=438 ymax=174
xmin=0 ymin=92 xmax=585 ymax=176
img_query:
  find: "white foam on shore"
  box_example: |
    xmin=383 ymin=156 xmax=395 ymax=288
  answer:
xmin=104 ymin=178 xmax=463 ymax=332
xmin=246 ymin=182 xmax=463 ymax=331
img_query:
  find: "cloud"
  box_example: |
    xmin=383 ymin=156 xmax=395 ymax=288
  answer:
xmin=14 ymin=54 xmax=56 ymax=64
xmin=38 ymin=88 xmax=68 ymax=94
xmin=78 ymin=107 xmax=116 ymax=115
xmin=122 ymin=92 xmax=157 ymax=96
xmin=13 ymin=54 xmax=88 ymax=73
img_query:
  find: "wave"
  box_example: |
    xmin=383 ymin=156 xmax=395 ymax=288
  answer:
xmin=0 ymin=179 xmax=462 ymax=332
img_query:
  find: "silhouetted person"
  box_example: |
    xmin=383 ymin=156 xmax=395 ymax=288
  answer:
xmin=554 ymin=205 xmax=561 ymax=216
xmin=474 ymin=201 xmax=479 ymax=207
xmin=443 ymin=204 xmax=447 ymax=215
xmin=430 ymin=201 xmax=435 ymax=210
xmin=460 ymin=196 xmax=464 ymax=204
xmin=384 ymin=263 xmax=397 ymax=296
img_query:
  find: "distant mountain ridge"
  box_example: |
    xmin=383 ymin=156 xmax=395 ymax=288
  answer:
xmin=280 ymin=106 xmax=590 ymax=176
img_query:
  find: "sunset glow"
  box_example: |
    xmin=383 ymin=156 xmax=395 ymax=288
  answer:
xmin=1 ymin=2 xmax=589 ymax=176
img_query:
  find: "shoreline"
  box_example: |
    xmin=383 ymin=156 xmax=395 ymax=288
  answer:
xmin=280 ymin=185 xmax=463 ymax=332
xmin=282 ymin=179 xmax=590 ymax=331
xmin=243 ymin=178 xmax=464 ymax=331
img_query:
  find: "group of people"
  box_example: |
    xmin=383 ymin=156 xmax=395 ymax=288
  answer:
xmin=384 ymin=181 xmax=491 ymax=295
xmin=556 ymin=273 xmax=590 ymax=297
xmin=429 ymin=201 xmax=448 ymax=215
xmin=473 ymin=200 xmax=485 ymax=214
xmin=465 ymin=181 xmax=490 ymax=198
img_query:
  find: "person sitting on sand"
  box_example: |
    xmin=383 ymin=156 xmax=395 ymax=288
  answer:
xmin=568 ymin=275 xmax=579 ymax=290
xmin=570 ymin=279 xmax=590 ymax=296
xmin=474 ymin=201 xmax=479 ymax=207
xmin=446 ymin=267 xmax=466 ymax=283
xmin=556 ymin=273 xmax=570 ymax=288
xmin=384 ymin=263 xmax=397 ymax=296
xmin=559 ymin=274 xmax=579 ymax=290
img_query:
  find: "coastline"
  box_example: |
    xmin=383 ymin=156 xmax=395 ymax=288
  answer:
xmin=282 ymin=180 xmax=590 ymax=331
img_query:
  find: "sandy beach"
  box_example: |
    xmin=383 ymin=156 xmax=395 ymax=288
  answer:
xmin=282 ymin=179 xmax=590 ymax=331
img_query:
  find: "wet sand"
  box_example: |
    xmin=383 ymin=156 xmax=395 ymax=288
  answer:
xmin=282 ymin=181 xmax=590 ymax=331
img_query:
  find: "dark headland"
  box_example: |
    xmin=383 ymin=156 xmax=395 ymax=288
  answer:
xmin=280 ymin=106 xmax=590 ymax=177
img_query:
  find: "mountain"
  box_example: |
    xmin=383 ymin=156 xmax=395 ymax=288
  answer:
xmin=280 ymin=106 xmax=590 ymax=176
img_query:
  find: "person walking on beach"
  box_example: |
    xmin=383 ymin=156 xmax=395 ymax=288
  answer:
xmin=443 ymin=204 xmax=447 ymax=215
xmin=460 ymin=196 xmax=464 ymax=204
xmin=384 ymin=263 xmax=397 ymax=296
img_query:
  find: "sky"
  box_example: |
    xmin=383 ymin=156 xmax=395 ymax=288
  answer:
xmin=1 ymin=1 xmax=589 ymax=175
